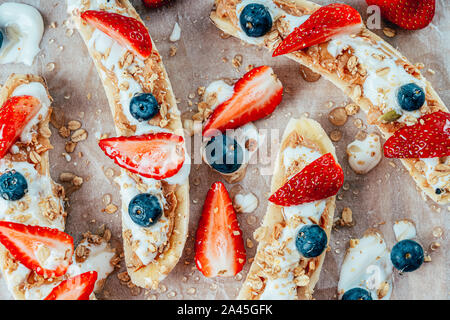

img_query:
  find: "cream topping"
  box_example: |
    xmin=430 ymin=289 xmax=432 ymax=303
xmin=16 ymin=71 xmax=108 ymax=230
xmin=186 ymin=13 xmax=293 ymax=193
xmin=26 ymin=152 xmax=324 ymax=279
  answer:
xmin=0 ymin=2 xmax=44 ymax=66
xmin=233 ymin=192 xmax=258 ymax=213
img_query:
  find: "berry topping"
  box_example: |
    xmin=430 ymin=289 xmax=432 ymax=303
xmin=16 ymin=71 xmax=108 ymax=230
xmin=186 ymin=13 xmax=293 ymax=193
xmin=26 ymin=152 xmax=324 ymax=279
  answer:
xmin=397 ymin=83 xmax=425 ymax=111
xmin=44 ymin=271 xmax=98 ymax=300
xmin=390 ymin=239 xmax=424 ymax=272
xmin=0 ymin=170 xmax=28 ymax=201
xmin=204 ymin=134 xmax=243 ymax=174
xmin=342 ymin=287 xmax=373 ymax=300
xmin=142 ymin=0 xmax=167 ymax=8
xmin=239 ymin=3 xmax=273 ymax=37
xmin=81 ymin=10 xmax=152 ymax=59
xmin=129 ymin=93 xmax=160 ymax=121
xmin=366 ymin=0 xmax=435 ymax=30
xmin=269 ymin=153 xmax=344 ymax=206
xmin=195 ymin=182 xmax=246 ymax=277
xmin=0 ymin=221 xmax=74 ymax=278
xmin=128 ymin=193 xmax=163 ymax=227
xmin=273 ymin=3 xmax=362 ymax=56
xmin=98 ymin=132 xmax=185 ymax=180
xmin=295 ymin=224 xmax=327 ymax=258
xmin=0 ymin=95 xmax=42 ymax=159
xmin=203 ymin=66 xmax=283 ymax=137
xmin=384 ymin=111 xmax=450 ymax=159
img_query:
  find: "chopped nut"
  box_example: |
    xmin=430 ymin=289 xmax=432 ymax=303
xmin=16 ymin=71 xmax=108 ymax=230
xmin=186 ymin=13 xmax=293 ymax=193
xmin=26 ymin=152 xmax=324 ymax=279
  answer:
xmin=65 ymin=141 xmax=77 ymax=153
xmin=72 ymin=176 xmax=83 ymax=186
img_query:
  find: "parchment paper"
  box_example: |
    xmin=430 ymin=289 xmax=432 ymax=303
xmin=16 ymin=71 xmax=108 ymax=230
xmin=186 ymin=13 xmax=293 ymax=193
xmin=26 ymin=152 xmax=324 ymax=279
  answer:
xmin=0 ymin=0 xmax=448 ymax=300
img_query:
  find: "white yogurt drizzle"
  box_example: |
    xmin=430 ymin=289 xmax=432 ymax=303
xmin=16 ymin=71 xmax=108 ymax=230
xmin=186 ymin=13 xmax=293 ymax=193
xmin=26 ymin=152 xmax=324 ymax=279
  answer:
xmin=346 ymin=133 xmax=382 ymax=175
xmin=338 ymin=231 xmax=393 ymax=300
xmin=0 ymin=3 xmax=43 ymax=66
xmin=258 ymin=145 xmax=326 ymax=299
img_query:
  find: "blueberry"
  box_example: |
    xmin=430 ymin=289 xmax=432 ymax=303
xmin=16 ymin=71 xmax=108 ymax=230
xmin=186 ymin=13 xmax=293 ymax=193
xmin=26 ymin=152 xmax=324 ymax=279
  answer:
xmin=295 ymin=224 xmax=327 ymax=258
xmin=239 ymin=3 xmax=273 ymax=37
xmin=205 ymin=134 xmax=243 ymax=174
xmin=435 ymin=188 xmax=443 ymax=195
xmin=0 ymin=170 xmax=28 ymax=201
xmin=129 ymin=93 xmax=160 ymax=121
xmin=128 ymin=193 xmax=163 ymax=227
xmin=390 ymin=239 xmax=424 ymax=272
xmin=397 ymin=83 xmax=425 ymax=111
xmin=342 ymin=288 xmax=373 ymax=300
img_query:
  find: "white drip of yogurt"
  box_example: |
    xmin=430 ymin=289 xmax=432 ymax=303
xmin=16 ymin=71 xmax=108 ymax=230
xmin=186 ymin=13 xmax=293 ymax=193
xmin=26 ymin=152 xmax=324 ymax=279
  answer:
xmin=0 ymin=2 xmax=44 ymax=66
xmin=338 ymin=231 xmax=393 ymax=300
xmin=393 ymin=219 xmax=416 ymax=242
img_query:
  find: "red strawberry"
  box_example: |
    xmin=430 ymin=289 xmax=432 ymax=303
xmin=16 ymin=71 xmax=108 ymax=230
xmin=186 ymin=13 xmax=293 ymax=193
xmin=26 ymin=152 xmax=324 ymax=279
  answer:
xmin=384 ymin=111 xmax=450 ymax=158
xmin=142 ymin=0 xmax=167 ymax=8
xmin=273 ymin=3 xmax=362 ymax=57
xmin=195 ymin=182 xmax=246 ymax=277
xmin=81 ymin=10 xmax=152 ymax=59
xmin=366 ymin=0 xmax=435 ymax=30
xmin=0 ymin=221 xmax=73 ymax=278
xmin=269 ymin=153 xmax=344 ymax=206
xmin=0 ymin=95 xmax=42 ymax=159
xmin=98 ymin=132 xmax=185 ymax=180
xmin=202 ymin=66 xmax=283 ymax=137
xmin=44 ymin=271 xmax=98 ymax=300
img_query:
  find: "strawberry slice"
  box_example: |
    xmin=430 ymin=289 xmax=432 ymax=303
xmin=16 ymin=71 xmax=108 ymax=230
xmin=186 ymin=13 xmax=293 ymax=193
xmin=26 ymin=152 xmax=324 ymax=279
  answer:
xmin=195 ymin=181 xmax=246 ymax=277
xmin=202 ymin=66 xmax=283 ymax=137
xmin=98 ymin=132 xmax=185 ymax=180
xmin=272 ymin=3 xmax=362 ymax=57
xmin=384 ymin=111 xmax=450 ymax=158
xmin=44 ymin=271 xmax=98 ymax=300
xmin=81 ymin=10 xmax=152 ymax=59
xmin=142 ymin=0 xmax=167 ymax=8
xmin=0 ymin=221 xmax=73 ymax=278
xmin=269 ymin=153 xmax=344 ymax=206
xmin=0 ymin=95 xmax=42 ymax=159
xmin=366 ymin=0 xmax=435 ymax=30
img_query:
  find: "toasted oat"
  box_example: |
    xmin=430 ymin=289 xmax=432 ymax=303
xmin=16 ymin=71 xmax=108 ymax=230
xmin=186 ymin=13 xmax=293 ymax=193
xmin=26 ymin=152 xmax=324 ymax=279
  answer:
xmin=103 ymin=203 xmax=118 ymax=214
xmin=72 ymin=176 xmax=83 ymax=187
xmin=59 ymin=172 xmax=75 ymax=182
xmin=382 ymin=27 xmax=396 ymax=38
xmin=169 ymin=46 xmax=177 ymax=57
xmin=67 ymin=120 xmax=82 ymax=131
xmin=71 ymin=129 xmax=88 ymax=142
